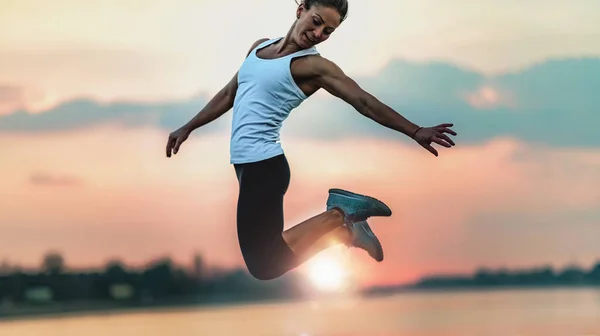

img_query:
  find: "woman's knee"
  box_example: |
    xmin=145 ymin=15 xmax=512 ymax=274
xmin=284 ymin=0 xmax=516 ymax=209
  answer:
xmin=240 ymin=241 xmax=296 ymax=281
xmin=246 ymin=262 xmax=281 ymax=281
xmin=243 ymin=253 xmax=284 ymax=281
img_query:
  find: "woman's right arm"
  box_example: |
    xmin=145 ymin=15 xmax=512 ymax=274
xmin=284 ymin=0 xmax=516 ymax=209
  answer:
xmin=179 ymin=71 xmax=239 ymax=132
xmin=166 ymin=38 xmax=269 ymax=157
xmin=179 ymin=38 xmax=270 ymax=133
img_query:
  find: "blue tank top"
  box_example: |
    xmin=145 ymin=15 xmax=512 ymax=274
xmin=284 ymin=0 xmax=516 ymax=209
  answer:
xmin=230 ymin=37 xmax=320 ymax=164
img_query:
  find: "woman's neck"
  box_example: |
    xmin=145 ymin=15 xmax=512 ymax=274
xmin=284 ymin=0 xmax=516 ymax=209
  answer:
xmin=275 ymin=22 xmax=304 ymax=54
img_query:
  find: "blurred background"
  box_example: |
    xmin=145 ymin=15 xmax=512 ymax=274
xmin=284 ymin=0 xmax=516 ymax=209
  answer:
xmin=1 ymin=0 xmax=600 ymax=334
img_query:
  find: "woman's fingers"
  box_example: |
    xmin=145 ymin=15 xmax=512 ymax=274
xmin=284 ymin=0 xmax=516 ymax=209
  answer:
xmin=432 ymin=137 xmax=452 ymax=148
xmin=435 ymin=125 xmax=458 ymax=136
xmin=437 ymin=132 xmax=455 ymax=146
xmin=422 ymin=142 xmax=439 ymax=156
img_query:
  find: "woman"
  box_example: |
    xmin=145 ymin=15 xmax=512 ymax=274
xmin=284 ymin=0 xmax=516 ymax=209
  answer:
xmin=166 ymin=0 xmax=457 ymax=280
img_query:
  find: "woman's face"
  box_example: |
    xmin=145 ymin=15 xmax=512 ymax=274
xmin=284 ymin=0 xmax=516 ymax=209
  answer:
xmin=293 ymin=4 xmax=342 ymax=48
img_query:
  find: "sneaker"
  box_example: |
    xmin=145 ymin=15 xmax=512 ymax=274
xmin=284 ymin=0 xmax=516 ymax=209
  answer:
xmin=326 ymin=188 xmax=392 ymax=223
xmin=348 ymin=220 xmax=384 ymax=262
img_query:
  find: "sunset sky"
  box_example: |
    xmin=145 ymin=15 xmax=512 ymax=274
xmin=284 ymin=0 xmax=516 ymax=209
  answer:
xmin=1 ymin=0 xmax=599 ymax=287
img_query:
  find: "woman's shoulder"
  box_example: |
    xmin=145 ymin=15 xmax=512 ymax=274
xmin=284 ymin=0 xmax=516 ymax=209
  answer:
xmin=245 ymin=38 xmax=271 ymax=56
xmin=251 ymin=37 xmax=271 ymax=48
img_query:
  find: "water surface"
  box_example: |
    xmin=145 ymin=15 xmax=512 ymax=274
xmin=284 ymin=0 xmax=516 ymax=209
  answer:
xmin=1 ymin=288 xmax=599 ymax=335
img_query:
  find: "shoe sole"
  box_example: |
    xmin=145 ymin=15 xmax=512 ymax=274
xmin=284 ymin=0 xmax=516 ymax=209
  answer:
xmin=357 ymin=222 xmax=384 ymax=262
xmin=329 ymin=188 xmax=392 ymax=216
xmin=374 ymin=238 xmax=384 ymax=262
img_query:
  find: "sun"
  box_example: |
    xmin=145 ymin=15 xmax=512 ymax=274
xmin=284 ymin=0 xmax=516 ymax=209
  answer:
xmin=305 ymin=247 xmax=353 ymax=292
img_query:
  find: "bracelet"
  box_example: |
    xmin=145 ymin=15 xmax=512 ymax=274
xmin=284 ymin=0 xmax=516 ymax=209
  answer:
xmin=411 ymin=127 xmax=423 ymax=139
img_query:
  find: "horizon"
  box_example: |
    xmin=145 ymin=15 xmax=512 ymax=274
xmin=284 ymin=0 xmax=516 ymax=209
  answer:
xmin=3 ymin=249 xmax=599 ymax=289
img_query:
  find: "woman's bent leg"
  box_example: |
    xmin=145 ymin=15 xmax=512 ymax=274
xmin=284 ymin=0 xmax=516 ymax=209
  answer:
xmin=235 ymin=155 xmax=349 ymax=280
xmin=282 ymin=210 xmax=350 ymax=261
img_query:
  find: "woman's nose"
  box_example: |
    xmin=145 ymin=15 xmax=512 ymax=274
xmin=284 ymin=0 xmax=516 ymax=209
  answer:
xmin=313 ymin=29 xmax=323 ymax=39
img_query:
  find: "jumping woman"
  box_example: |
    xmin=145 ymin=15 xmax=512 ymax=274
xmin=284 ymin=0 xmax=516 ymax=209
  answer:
xmin=166 ymin=0 xmax=457 ymax=280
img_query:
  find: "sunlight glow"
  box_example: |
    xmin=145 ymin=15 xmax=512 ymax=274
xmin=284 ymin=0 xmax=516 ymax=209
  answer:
xmin=305 ymin=247 xmax=352 ymax=292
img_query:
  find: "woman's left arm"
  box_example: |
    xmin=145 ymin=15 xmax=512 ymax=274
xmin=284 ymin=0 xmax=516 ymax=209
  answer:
xmin=311 ymin=57 xmax=457 ymax=156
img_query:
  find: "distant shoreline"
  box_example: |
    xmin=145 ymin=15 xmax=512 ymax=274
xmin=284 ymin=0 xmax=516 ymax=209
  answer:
xmin=2 ymin=254 xmax=599 ymax=322
xmin=365 ymin=283 xmax=600 ymax=296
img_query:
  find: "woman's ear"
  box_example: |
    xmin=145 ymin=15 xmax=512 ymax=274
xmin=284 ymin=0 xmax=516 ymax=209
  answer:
xmin=296 ymin=3 xmax=305 ymax=19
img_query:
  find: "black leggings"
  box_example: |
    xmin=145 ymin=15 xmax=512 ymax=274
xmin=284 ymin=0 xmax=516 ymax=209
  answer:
xmin=234 ymin=154 xmax=300 ymax=280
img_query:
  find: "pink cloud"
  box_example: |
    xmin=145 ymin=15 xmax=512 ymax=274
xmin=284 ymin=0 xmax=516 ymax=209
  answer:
xmin=462 ymin=85 xmax=516 ymax=109
xmin=0 ymin=84 xmax=48 ymax=115
xmin=29 ymin=172 xmax=82 ymax=187
xmin=0 ymin=85 xmax=26 ymax=115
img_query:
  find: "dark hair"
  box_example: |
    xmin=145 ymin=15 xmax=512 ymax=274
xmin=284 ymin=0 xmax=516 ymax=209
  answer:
xmin=296 ymin=0 xmax=349 ymax=22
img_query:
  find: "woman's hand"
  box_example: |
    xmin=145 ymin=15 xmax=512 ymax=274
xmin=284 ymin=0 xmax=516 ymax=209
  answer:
xmin=166 ymin=126 xmax=192 ymax=157
xmin=412 ymin=123 xmax=457 ymax=156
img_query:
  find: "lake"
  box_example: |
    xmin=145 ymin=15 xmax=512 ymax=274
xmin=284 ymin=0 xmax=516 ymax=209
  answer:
xmin=1 ymin=287 xmax=599 ymax=335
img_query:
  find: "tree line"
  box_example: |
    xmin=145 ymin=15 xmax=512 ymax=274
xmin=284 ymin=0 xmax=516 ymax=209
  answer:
xmin=0 ymin=251 xmax=306 ymax=312
xmin=413 ymin=261 xmax=600 ymax=289
xmin=2 ymin=252 xmax=600 ymax=314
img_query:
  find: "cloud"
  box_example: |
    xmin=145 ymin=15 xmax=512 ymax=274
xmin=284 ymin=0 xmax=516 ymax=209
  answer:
xmin=462 ymin=85 xmax=515 ymax=109
xmin=287 ymin=57 xmax=600 ymax=147
xmin=0 ymin=85 xmax=33 ymax=115
xmin=29 ymin=172 xmax=82 ymax=187
xmin=0 ymin=57 xmax=598 ymax=147
xmin=0 ymin=85 xmax=51 ymax=115
xmin=0 ymin=96 xmax=216 ymax=134
xmin=0 ymin=85 xmax=23 ymax=104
